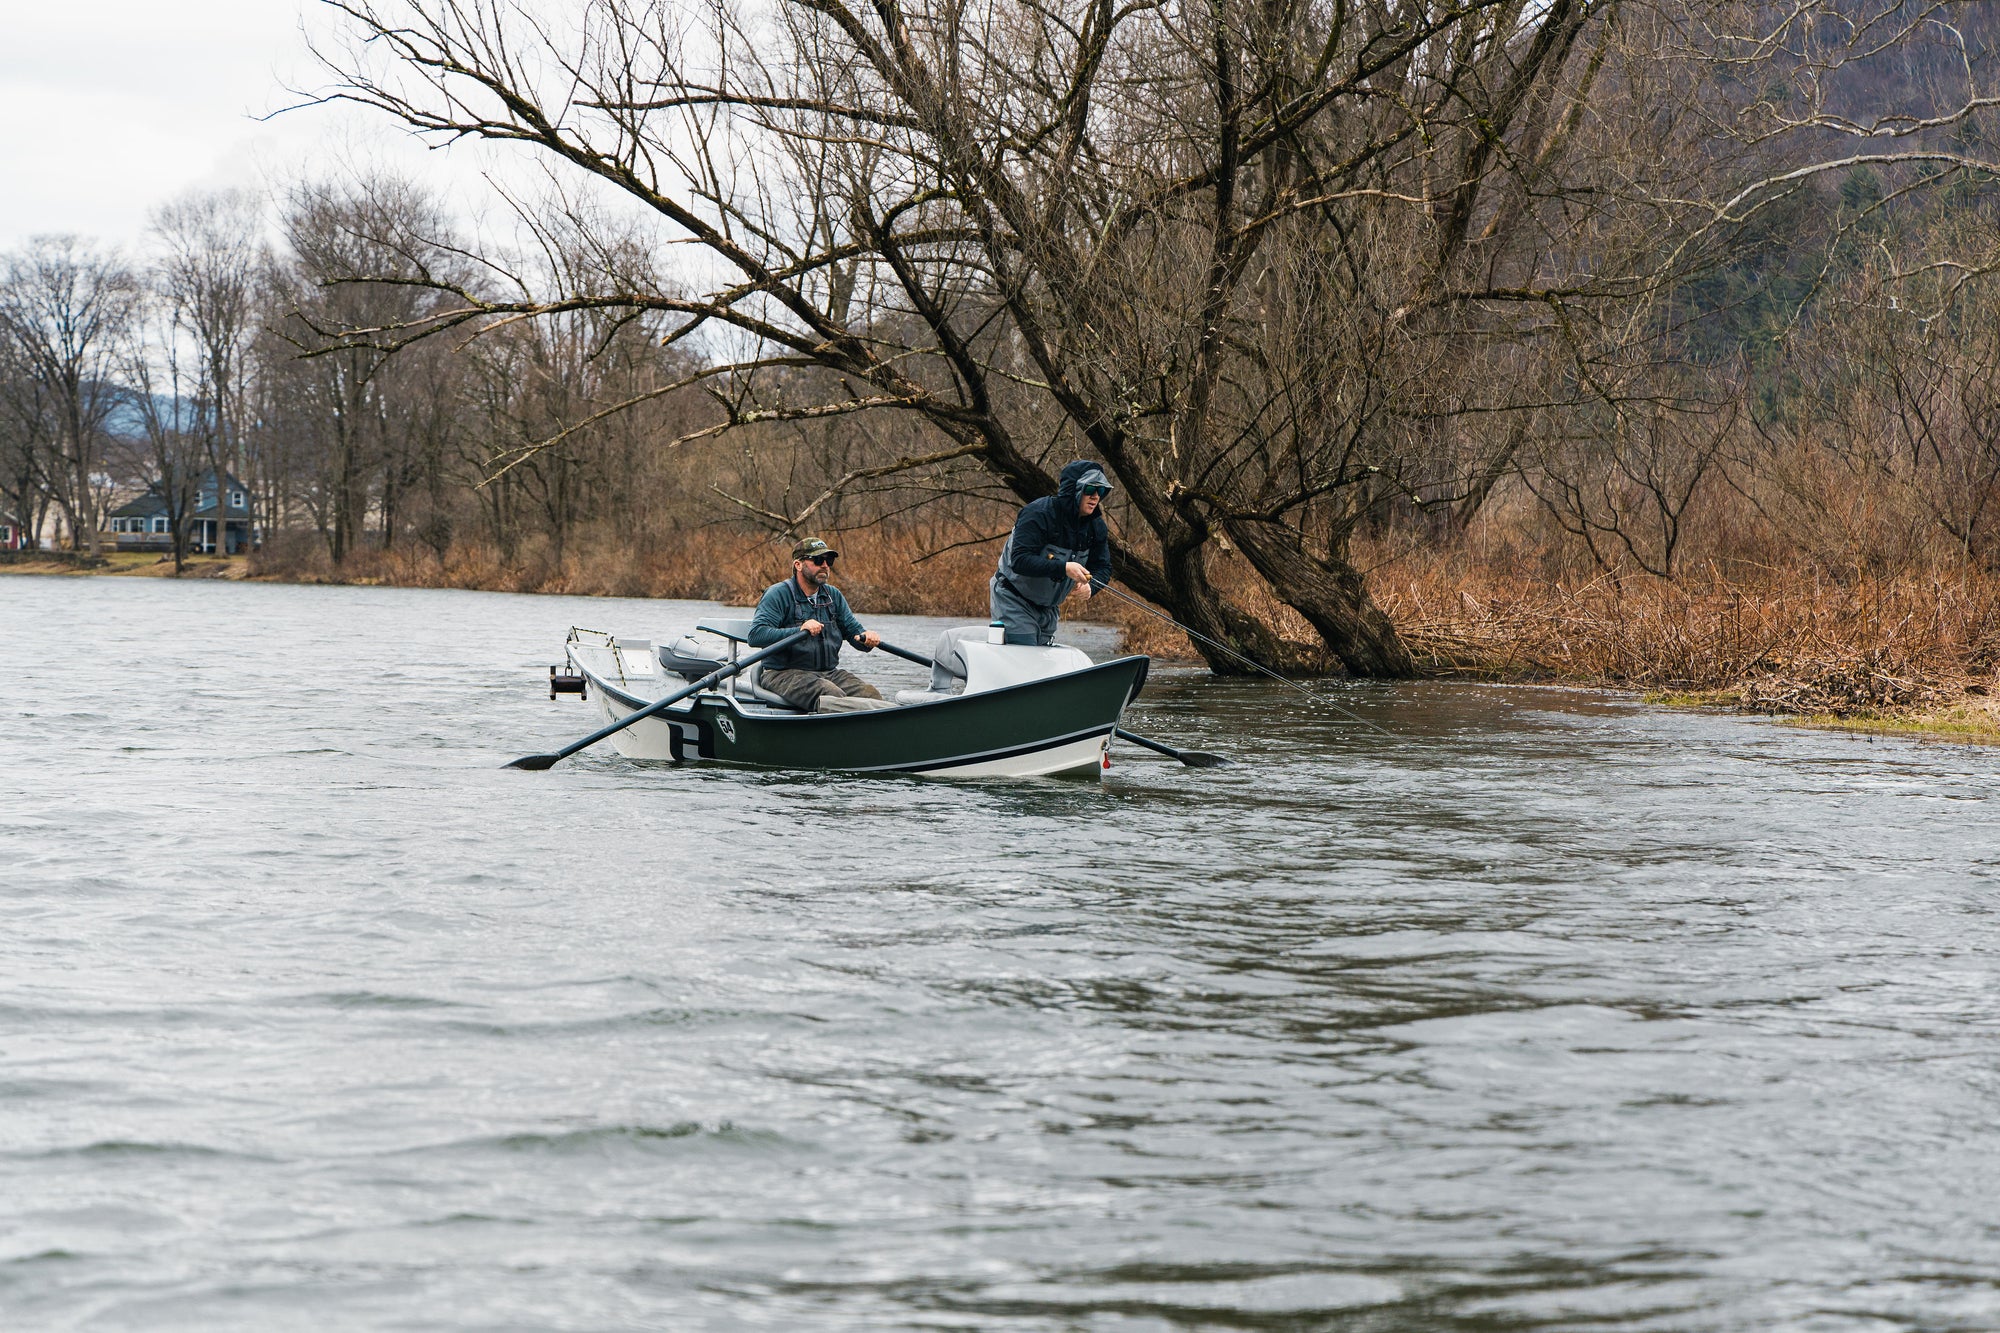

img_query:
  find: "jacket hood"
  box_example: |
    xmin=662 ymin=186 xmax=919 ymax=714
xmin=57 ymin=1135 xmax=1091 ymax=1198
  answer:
xmin=1055 ymin=459 xmax=1107 ymax=510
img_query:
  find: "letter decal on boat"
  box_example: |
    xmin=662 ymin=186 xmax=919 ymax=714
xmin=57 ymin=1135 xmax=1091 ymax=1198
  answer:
xmin=716 ymin=714 xmax=737 ymax=743
xmin=666 ymin=719 xmax=705 ymax=763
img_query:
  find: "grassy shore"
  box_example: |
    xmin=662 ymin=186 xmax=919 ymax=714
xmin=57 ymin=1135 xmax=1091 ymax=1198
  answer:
xmin=1378 ymin=550 xmax=2000 ymax=744
xmin=13 ymin=538 xmax=1998 ymax=742
xmin=1641 ymin=688 xmax=2000 ymax=743
xmin=0 ymin=551 xmax=251 ymax=578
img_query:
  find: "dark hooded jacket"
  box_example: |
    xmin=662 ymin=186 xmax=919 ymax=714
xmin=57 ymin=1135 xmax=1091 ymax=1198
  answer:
xmin=993 ymin=460 xmax=1114 ymax=608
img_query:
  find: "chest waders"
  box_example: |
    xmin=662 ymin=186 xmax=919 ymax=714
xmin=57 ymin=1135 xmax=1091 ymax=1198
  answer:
xmin=990 ymin=530 xmax=1090 ymax=646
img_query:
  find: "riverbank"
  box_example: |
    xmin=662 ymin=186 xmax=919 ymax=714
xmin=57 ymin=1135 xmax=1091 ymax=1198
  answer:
xmin=0 ymin=551 xmax=252 ymax=578
xmin=11 ymin=539 xmax=1999 ymax=741
xmin=1379 ymin=551 xmax=2000 ymax=743
xmin=1650 ymin=690 xmax=2000 ymax=744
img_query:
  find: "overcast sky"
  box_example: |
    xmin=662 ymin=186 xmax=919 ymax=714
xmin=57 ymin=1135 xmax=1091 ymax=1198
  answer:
xmin=0 ymin=0 xmax=497 ymax=253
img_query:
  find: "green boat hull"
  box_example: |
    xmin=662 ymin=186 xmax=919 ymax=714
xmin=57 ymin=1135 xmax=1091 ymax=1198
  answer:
xmin=584 ymin=655 xmax=1148 ymax=778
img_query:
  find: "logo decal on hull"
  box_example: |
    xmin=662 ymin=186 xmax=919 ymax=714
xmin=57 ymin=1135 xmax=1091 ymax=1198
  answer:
xmin=716 ymin=714 xmax=737 ymax=743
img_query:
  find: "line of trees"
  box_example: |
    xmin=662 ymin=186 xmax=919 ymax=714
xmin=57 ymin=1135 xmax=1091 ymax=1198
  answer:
xmin=5 ymin=0 xmax=1997 ymax=678
xmin=0 ymin=180 xmax=722 ymax=575
xmin=297 ymin=0 xmax=2000 ymax=674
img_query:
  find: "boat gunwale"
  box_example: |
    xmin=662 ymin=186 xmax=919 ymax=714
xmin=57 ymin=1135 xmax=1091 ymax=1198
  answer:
xmin=574 ymin=647 xmax=1149 ymax=723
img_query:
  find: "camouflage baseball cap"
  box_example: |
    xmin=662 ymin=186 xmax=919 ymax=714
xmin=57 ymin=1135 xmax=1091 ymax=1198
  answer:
xmin=791 ymin=536 xmax=839 ymax=561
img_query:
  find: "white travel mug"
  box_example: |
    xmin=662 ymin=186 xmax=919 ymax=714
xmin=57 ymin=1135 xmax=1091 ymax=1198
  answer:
xmin=986 ymin=621 xmax=1006 ymax=644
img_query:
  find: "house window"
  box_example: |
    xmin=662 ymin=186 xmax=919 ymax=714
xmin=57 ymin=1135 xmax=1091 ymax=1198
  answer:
xmin=152 ymin=517 xmax=169 ymax=534
xmin=230 ymin=490 xmax=246 ymax=508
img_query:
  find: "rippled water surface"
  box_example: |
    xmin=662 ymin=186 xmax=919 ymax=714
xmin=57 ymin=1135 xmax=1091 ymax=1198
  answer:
xmin=4 ymin=575 xmax=2000 ymax=1331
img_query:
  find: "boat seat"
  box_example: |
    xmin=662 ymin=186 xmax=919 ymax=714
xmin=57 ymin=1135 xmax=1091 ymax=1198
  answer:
xmin=658 ymin=634 xmax=730 ymax=683
xmin=656 ymin=634 xmax=795 ymax=706
xmin=695 ymin=618 xmax=906 ymax=711
xmin=686 ymin=621 xmax=799 ymax=707
xmin=697 ymin=619 xmax=759 ymax=643
xmin=738 ymin=660 xmax=807 ymax=710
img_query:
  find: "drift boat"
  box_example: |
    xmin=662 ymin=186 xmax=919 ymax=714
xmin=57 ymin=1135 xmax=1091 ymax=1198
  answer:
xmin=550 ymin=621 xmax=1150 ymax=778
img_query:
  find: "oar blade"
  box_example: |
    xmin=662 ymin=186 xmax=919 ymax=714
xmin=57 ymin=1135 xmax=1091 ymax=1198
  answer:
xmin=504 ymin=753 xmax=562 ymax=770
xmin=1114 ymin=726 xmax=1232 ymax=768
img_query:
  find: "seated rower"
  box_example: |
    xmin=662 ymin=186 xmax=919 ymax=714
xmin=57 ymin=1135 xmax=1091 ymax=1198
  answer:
xmin=748 ymin=538 xmax=895 ymax=713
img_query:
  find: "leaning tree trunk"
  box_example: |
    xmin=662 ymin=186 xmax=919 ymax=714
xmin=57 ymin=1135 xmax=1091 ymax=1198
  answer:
xmin=1111 ymin=535 xmax=1306 ymax=676
xmin=1221 ymin=517 xmax=1415 ymax=677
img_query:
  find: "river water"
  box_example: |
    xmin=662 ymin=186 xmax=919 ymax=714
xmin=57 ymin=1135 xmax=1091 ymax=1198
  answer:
xmin=3 ymin=575 xmax=1997 ymax=1331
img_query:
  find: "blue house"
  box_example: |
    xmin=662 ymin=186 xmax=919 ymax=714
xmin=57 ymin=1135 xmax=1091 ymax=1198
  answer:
xmin=108 ymin=470 xmax=254 ymax=555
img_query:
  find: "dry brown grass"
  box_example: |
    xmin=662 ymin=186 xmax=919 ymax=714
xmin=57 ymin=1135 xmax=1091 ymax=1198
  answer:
xmin=1371 ymin=547 xmax=2000 ymax=714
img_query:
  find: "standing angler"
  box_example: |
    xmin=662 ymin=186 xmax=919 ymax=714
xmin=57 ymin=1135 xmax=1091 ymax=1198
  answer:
xmin=748 ymin=537 xmax=892 ymax=712
xmin=990 ymin=461 xmax=1114 ymax=646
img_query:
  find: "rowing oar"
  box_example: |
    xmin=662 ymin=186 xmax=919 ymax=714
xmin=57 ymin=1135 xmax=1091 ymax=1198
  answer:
xmin=1107 ymin=727 xmax=1231 ymax=768
xmin=504 ymin=628 xmax=809 ymax=770
xmin=872 ymin=639 xmax=1232 ymax=768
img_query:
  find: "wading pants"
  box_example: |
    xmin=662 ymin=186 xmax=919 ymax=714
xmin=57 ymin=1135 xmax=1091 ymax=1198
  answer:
xmin=988 ymin=576 xmax=1062 ymax=646
xmin=759 ymin=667 xmax=891 ymax=713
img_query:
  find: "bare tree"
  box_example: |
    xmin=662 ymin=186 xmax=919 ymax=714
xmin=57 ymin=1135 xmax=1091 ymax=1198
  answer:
xmin=0 ymin=321 xmax=55 ymax=552
xmin=265 ymin=173 xmax=468 ymax=564
xmin=124 ymin=285 xmax=210 ymax=574
xmin=298 ymin=0 xmax=2000 ymax=670
xmin=1740 ymin=211 xmax=2000 ymax=570
xmin=152 ymin=190 xmax=265 ymax=556
xmin=447 ymin=208 xmax=674 ymax=566
xmin=306 ymin=0 xmax=1639 ymax=673
xmin=0 ymin=238 xmax=138 ymax=555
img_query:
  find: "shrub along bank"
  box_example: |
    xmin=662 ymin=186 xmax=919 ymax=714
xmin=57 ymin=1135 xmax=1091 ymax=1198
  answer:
xmin=1375 ymin=553 xmax=2000 ymax=741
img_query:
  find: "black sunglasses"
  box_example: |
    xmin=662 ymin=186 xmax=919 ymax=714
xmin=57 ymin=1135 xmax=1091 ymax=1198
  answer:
xmin=804 ymin=553 xmax=838 ymax=566
xmin=1081 ymin=485 xmax=1111 ymax=497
